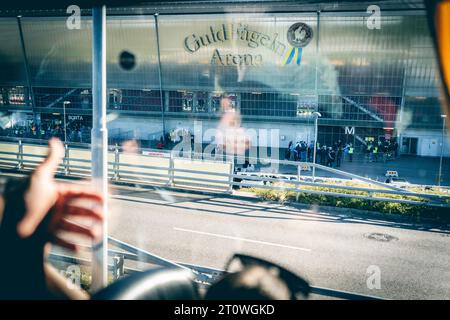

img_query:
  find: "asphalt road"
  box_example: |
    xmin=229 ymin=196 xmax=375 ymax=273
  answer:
xmin=1 ymin=171 xmax=449 ymax=300
xmin=107 ymin=187 xmax=450 ymax=300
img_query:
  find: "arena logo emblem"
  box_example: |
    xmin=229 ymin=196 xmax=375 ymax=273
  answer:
xmin=283 ymin=22 xmax=313 ymax=66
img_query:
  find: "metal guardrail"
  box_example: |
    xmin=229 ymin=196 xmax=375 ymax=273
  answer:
xmin=1 ymin=139 xmax=450 ymax=206
xmin=48 ymin=236 xmax=384 ymax=300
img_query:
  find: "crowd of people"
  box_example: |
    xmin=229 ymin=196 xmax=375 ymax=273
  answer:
xmin=285 ymin=138 xmax=399 ymax=168
xmin=363 ymin=139 xmax=399 ymax=163
xmin=2 ymin=121 xmax=400 ymax=168
xmin=285 ymin=141 xmax=315 ymax=163
xmin=285 ymin=140 xmax=346 ymax=168
xmin=0 ymin=122 xmax=91 ymax=143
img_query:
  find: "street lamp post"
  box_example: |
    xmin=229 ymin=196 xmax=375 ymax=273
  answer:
xmin=438 ymin=114 xmax=447 ymax=187
xmin=312 ymin=112 xmax=321 ymax=182
xmin=154 ymin=13 xmax=166 ymax=143
xmin=63 ymin=101 xmax=70 ymax=143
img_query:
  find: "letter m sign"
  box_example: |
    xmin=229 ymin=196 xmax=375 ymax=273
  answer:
xmin=345 ymin=126 xmax=355 ymax=135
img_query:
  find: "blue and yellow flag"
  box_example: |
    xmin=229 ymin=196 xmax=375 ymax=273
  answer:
xmin=282 ymin=47 xmax=303 ymax=66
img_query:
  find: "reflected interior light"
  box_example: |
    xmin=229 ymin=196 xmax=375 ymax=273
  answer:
xmin=352 ymin=57 xmax=370 ymax=66
xmin=122 ymin=139 xmax=139 ymax=154
xmin=330 ymin=59 xmax=345 ymax=66
xmin=415 ymin=96 xmax=427 ymax=100
xmin=106 ymin=113 xmax=119 ymax=123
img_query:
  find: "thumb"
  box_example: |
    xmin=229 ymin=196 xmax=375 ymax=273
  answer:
xmin=16 ymin=138 xmax=63 ymax=238
xmin=37 ymin=138 xmax=64 ymax=176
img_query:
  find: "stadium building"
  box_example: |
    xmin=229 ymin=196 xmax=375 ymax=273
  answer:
xmin=0 ymin=2 xmax=449 ymax=157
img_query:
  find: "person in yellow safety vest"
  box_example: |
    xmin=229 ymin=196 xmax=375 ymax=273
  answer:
xmin=372 ymin=146 xmax=378 ymax=162
xmin=348 ymin=145 xmax=354 ymax=162
xmin=366 ymin=144 xmax=372 ymax=162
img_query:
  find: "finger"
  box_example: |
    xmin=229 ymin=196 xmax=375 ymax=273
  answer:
xmin=57 ymin=182 xmax=93 ymax=193
xmin=37 ymin=138 xmax=64 ymax=176
xmin=53 ymin=237 xmax=79 ymax=252
xmin=61 ymin=192 xmax=104 ymax=205
xmin=63 ymin=205 xmax=103 ymax=221
xmin=19 ymin=192 xmax=103 ymax=238
xmin=58 ymin=184 xmax=104 ymax=202
xmin=19 ymin=140 xmax=62 ymax=237
xmin=58 ymin=219 xmax=100 ymax=239
xmin=17 ymin=219 xmax=39 ymax=238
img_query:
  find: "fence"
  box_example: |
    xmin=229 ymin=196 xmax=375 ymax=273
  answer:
xmin=0 ymin=138 xmax=449 ymax=207
xmin=0 ymin=138 xmax=233 ymax=193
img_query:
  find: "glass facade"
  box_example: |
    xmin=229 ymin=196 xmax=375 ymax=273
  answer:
xmin=0 ymin=9 xmax=445 ymax=145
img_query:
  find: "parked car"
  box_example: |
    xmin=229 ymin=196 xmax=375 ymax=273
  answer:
xmin=385 ymin=177 xmax=410 ymax=188
xmin=385 ymin=170 xmax=399 ymax=178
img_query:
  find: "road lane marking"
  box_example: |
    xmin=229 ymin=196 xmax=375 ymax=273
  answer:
xmin=173 ymin=227 xmax=311 ymax=252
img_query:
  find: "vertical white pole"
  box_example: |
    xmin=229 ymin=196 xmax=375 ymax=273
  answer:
xmin=154 ymin=13 xmax=166 ymax=142
xmin=63 ymin=102 xmax=67 ymax=143
xmin=312 ymin=116 xmax=318 ymax=181
xmin=91 ymin=5 xmax=108 ymax=291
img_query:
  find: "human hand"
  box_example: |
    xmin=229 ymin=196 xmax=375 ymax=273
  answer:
xmin=16 ymin=138 xmax=103 ymax=251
